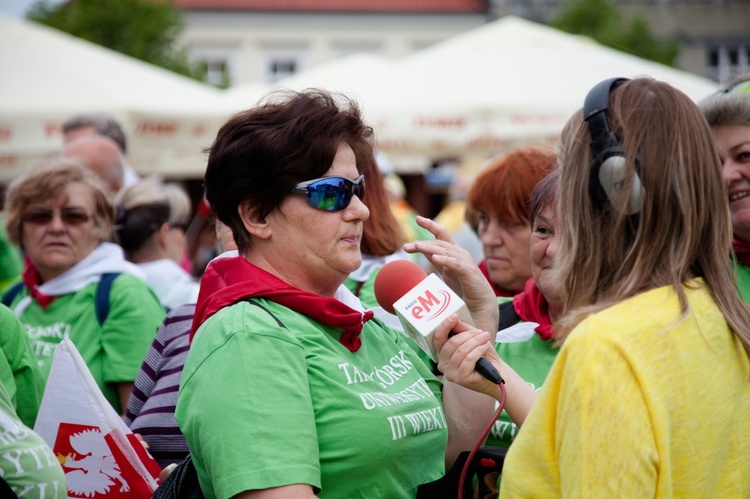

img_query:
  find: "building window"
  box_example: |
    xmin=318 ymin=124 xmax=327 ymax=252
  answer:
xmin=203 ymin=59 xmax=230 ymax=88
xmin=269 ymin=59 xmax=297 ymax=82
xmin=190 ymin=47 xmax=235 ymax=88
xmin=260 ymin=49 xmax=306 ymax=84
xmin=706 ymin=44 xmax=750 ymax=83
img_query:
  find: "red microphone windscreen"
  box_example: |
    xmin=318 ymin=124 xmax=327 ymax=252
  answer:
xmin=373 ymin=260 xmax=428 ymax=314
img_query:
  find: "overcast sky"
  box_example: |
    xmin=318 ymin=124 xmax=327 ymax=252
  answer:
xmin=0 ymin=0 xmax=65 ymax=19
xmin=0 ymin=0 xmax=33 ymax=18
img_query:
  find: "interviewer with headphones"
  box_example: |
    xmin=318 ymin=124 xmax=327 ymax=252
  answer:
xmin=489 ymin=78 xmax=750 ymax=496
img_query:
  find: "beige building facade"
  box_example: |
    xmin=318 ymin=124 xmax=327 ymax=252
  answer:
xmin=176 ymin=0 xmax=749 ymax=88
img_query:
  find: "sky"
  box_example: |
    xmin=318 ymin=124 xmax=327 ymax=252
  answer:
xmin=0 ymin=0 xmax=64 ymax=19
xmin=0 ymin=0 xmax=35 ymax=18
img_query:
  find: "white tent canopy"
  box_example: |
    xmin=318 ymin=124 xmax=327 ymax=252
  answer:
xmin=0 ymin=15 xmax=232 ymax=182
xmin=273 ymin=16 xmax=720 ymax=169
xmin=226 ymin=53 xmax=437 ymax=173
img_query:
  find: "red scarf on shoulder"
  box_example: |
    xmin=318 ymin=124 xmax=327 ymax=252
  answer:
xmin=511 ymin=278 xmax=554 ymax=341
xmin=189 ymin=256 xmax=372 ymax=352
xmin=22 ymin=264 xmax=56 ymax=308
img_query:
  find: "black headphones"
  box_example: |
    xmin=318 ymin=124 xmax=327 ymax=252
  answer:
xmin=583 ymin=77 xmax=644 ymax=215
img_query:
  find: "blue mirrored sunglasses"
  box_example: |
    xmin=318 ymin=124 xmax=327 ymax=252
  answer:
xmin=290 ymin=175 xmax=366 ymax=211
xmin=715 ymin=78 xmax=750 ymax=96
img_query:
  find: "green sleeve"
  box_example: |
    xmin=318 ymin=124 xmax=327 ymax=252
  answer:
xmin=0 ymin=226 xmax=22 ymax=284
xmin=0 ymin=304 xmax=44 ymax=428
xmin=178 ymin=309 xmax=321 ymax=498
xmin=733 ymin=261 xmax=750 ymax=304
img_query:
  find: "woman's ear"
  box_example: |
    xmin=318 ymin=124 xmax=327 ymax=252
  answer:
xmin=238 ymin=201 xmax=272 ymax=240
xmin=157 ymin=222 xmax=171 ymax=249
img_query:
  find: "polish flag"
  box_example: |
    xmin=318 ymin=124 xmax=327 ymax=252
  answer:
xmin=34 ymin=338 xmax=161 ymax=498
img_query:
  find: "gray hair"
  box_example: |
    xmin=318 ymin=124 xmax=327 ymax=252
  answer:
xmin=62 ymin=113 xmax=128 ymax=153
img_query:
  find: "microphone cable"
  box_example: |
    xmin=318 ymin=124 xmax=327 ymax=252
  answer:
xmin=457 ymin=379 xmax=506 ymax=499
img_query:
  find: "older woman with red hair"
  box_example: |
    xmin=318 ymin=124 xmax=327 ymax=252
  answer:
xmin=467 ymin=148 xmax=556 ymax=296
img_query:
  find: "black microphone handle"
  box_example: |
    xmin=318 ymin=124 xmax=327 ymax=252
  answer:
xmin=475 ymin=357 xmax=504 ymax=385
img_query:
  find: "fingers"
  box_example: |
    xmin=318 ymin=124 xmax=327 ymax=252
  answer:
xmin=133 ymin=433 xmax=149 ymax=449
xmin=432 ymin=314 xmax=460 ymax=347
xmin=415 ymin=216 xmax=455 ymax=244
xmin=159 ymin=463 xmax=178 ymax=482
xmin=404 ymin=239 xmax=473 ymax=273
xmin=435 ymin=318 xmax=493 ymax=382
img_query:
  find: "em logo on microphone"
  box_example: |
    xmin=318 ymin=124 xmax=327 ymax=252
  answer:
xmin=405 ymin=289 xmax=452 ymax=321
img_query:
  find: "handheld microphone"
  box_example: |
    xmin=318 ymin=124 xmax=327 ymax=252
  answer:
xmin=374 ymin=260 xmax=503 ymax=384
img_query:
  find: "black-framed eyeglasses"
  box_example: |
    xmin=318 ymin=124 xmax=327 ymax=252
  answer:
xmin=290 ymin=175 xmax=366 ymax=211
xmin=21 ymin=207 xmax=91 ymax=226
xmin=715 ymin=78 xmax=750 ymax=96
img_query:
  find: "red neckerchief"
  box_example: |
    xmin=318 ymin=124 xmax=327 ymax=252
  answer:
xmin=22 ymin=264 xmax=56 ymax=308
xmin=733 ymin=236 xmax=750 ymax=268
xmin=478 ymin=260 xmax=513 ymax=297
xmin=189 ymin=256 xmax=373 ymax=352
xmin=512 ymin=278 xmax=554 ymax=341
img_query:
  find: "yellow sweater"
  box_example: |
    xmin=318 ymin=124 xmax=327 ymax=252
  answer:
xmin=501 ymin=280 xmax=750 ymax=497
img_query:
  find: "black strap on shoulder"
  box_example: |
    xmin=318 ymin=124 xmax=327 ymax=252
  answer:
xmin=498 ymin=300 xmax=520 ymax=331
xmin=95 ymin=273 xmax=121 ymax=327
xmin=242 ymin=299 xmax=288 ymax=330
xmin=1 ymin=281 xmax=24 ymax=308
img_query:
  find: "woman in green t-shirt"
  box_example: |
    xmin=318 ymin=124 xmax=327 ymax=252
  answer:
xmin=700 ymin=75 xmax=750 ymax=302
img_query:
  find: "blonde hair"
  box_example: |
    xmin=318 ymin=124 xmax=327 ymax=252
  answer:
xmin=117 ymin=179 xmax=191 ymax=225
xmin=114 ymin=179 xmax=192 ymax=252
xmin=554 ymin=78 xmax=750 ymax=355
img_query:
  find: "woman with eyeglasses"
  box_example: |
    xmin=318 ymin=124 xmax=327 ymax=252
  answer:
xmin=174 ymin=89 xmax=503 ymax=499
xmin=700 ymin=73 xmax=750 ymax=302
xmin=1 ymin=158 xmax=167 ymax=415
xmin=114 ymin=179 xmax=199 ymax=310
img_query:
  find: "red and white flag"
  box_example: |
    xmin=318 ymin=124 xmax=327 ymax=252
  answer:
xmin=34 ymin=338 xmax=161 ymax=498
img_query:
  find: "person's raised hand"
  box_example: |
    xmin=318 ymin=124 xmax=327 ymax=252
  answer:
xmin=404 ymin=216 xmax=498 ymax=336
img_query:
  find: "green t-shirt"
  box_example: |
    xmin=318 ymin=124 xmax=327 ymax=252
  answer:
xmin=0 ymin=305 xmax=44 ymax=428
xmin=343 ymin=270 xmax=380 ymax=309
xmin=490 ymin=333 xmax=558 ymax=448
xmin=733 ymin=261 xmax=750 ymax=304
xmin=3 ymin=275 xmax=165 ymax=413
xmin=177 ymin=299 xmax=447 ymax=499
xmin=0 ymin=382 xmax=66 ymax=498
xmin=0 ymin=225 xmax=22 ymax=291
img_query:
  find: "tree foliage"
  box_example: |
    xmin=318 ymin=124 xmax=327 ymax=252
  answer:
xmin=27 ymin=0 xmax=206 ymax=81
xmin=549 ymin=0 xmax=680 ymax=67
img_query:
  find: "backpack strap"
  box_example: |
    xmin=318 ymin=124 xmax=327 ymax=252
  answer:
xmin=95 ymin=273 xmax=121 ymax=327
xmin=498 ymin=300 xmax=520 ymax=331
xmin=1 ymin=275 xmax=121 ymax=325
xmin=1 ymin=281 xmax=24 ymax=309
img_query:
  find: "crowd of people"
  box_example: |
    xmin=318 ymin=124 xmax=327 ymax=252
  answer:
xmin=0 ymin=73 xmax=749 ymax=498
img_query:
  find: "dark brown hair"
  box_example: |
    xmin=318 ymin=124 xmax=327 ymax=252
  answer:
xmin=359 ymin=154 xmax=403 ymax=256
xmin=204 ymin=89 xmax=374 ymax=253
